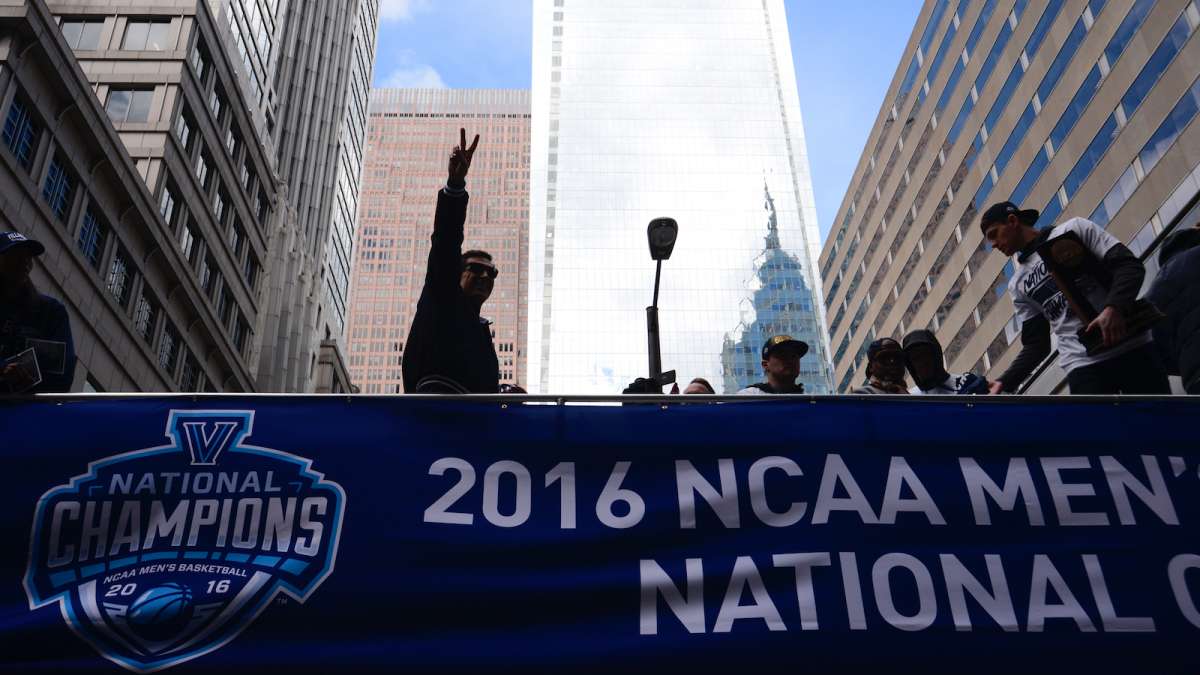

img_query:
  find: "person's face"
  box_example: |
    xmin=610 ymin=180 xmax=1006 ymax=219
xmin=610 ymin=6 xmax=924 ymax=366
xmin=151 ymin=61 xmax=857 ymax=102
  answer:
xmin=683 ymin=381 xmax=712 ymax=395
xmin=460 ymin=256 xmax=496 ymax=303
xmin=868 ymin=349 xmax=905 ymax=383
xmin=0 ymin=247 xmax=34 ymax=288
xmin=762 ymin=348 xmax=801 ymax=382
xmin=904 ymin=344 xmax=942 ymax=385
xmin=983 ymin=214 xmax=1023 ymax=256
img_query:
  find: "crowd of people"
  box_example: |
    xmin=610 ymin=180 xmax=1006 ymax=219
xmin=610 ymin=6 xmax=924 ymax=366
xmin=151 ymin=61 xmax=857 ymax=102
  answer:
xmin=3 ymin=128 xmax=1197 ymax=397
xmin=403 ymin=129 xmax=1198 ymax=398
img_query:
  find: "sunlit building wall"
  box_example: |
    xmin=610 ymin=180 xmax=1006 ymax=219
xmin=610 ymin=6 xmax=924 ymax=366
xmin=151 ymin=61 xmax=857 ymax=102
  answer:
xmin=820 ymin=0 xmax=1200 ymax=393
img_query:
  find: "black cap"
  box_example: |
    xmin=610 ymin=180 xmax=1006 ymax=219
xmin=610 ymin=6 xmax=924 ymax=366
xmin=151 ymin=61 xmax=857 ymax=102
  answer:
xmin=980 ymin=201 xmax=1039 ymax=233
xmin=866 ymin=337 xmax=902 ymax=362
xmin=0 ymin=231 xmax=45 ymax=256
xmin=761 ymin=334 xmax=809 ymax=360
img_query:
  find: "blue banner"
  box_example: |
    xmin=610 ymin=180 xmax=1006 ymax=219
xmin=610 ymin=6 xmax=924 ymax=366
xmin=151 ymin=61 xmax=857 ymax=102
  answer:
xmin=2 ymin=395 xmax=1199 ymax=673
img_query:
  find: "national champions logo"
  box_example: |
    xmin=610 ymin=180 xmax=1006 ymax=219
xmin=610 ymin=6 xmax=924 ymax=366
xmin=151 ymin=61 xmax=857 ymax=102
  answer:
xmin=23 ymin=410 xmax=346 ymax=672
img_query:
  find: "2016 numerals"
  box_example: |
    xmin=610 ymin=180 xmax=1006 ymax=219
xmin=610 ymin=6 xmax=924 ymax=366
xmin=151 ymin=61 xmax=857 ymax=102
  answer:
xmin=424 ymin=459 xmax=644 ymax=529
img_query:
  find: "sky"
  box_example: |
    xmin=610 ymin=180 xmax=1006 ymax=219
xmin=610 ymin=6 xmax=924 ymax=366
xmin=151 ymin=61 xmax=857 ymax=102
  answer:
xmin=372 ymin=0 xmax=924 ymax=244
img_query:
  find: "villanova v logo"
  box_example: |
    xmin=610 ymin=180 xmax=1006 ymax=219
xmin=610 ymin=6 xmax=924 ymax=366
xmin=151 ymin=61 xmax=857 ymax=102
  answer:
xmin=173 ymin=412 xmax=251 ymax=465
xmin=24 ymin=410 xmax=346 ymax=672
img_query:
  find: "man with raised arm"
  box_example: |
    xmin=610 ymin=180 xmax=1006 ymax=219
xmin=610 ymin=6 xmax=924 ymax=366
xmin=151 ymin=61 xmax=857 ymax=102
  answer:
xmin=402 ymin=129 xmax=500 ymax=394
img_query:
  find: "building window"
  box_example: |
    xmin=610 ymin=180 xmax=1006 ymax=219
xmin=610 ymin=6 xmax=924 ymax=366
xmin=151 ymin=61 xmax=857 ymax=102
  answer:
xmin=1037 ymin=19 xmax=1086 ymax=106
xmin=201 ymin=256 xmax=218 ymax=297
xmin=217 ymin=285 xmax=234 ymax=327
xmin=1138 ymin=78 xmax=1200 ymax=176
xmin=2 ymin=96 xmax=40 ymax=170
xmin=159 ymin=182 xmax=178 ymax=226
xmin=195 ymin=149 xmax=212 ymax=190
xmin=41 ymin=155 xmax=75 ymax=221
xmin=174 ymin=106 xmax=195 ymax=153
xmin=122 ymin=20 xmax=171 ymax=51
xmin=224 ymin=126 xmax=241 ymax=158
xmin=190 ymin=39 xmax=210 ymax=83
xmin=1063 ymin=114 xmax=1120 ymax=199
xmin=105 ymin=88 xmax=154 ymax=123
xmin=240 ymin=161 xmax=252 ymax=190
xmin=243 ymin=254 xmax=259 ymax=289
xmin=179 ymin=352 xmax=201 ymax=391
xmin=107 ymin=248 xmax=133 ymax=308
xmin=178 ymin=219 xmax=197 ymax=262
xmin=158 ymin=322 xmax=180 ymax=373
xmin=233 ymin=314 xmax=250 ymax=354
xmin=77 ymin=208 xmax=107 ymax=269
xmin=133 ymin=288 xmax=159 ymax=343
xmin=255 ymin=186 xmax=269 ymax=224
xmin=209 ymin=87 xmax=225 ymax=123
xmin=60 ymin=18 xmax=105 ymax=50
xmin=212 ymin=184 xmax=227 ymax=224
xmin=229 ymin=219 xmax=245 ymax=258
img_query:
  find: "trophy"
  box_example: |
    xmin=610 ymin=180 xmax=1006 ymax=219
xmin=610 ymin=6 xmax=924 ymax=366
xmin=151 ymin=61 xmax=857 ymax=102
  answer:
xmin=1036 ymin=231 xmax=1164 ymax=355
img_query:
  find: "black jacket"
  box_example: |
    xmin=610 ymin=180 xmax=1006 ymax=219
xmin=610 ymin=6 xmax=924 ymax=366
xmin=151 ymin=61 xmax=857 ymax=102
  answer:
xmin=996 ymin=229 xmax=1146 ymax=392
xmin=1147 ymin=229 xmax=1200 ymax=392
xmin=402 ymin=187 xmax=499 ymax=394
xmin=0 ymin=289 xmax=76 ymax=393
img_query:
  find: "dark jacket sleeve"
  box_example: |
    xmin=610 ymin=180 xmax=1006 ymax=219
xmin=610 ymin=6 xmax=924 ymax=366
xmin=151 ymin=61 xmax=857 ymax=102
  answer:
xmin=425 ymin=186 xmax=469 ymax=303
xmin=996 ymin=315 xmax=1051 ymax=392
xmin=39 ymin=300 xmax=76 ymax=393
xmin=1100 ymin=243 xmax=1145 ymax=314
xmin=1147 ymin=260 xmax=1182 ymax=376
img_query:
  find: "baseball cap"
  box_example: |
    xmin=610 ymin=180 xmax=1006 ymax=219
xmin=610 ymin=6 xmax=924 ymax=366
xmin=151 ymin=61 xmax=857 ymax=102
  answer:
xmin=761 ymin=334 xmax=809 ymax=360
xmin=866 ymin=337 xmax=902 ymax=362
xmin=979 ymin=201 xmax=1040 ymax=233
xmin=0 ymin=231 xmax=45 ymax=256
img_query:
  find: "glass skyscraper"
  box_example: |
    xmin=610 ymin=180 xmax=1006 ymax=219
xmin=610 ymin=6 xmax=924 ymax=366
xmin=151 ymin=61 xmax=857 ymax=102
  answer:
xmin=529 ymin=0 xmax=832 ymax=394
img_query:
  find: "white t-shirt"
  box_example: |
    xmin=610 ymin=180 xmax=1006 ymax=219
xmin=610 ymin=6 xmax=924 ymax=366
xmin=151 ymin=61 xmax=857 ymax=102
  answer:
xmin=1007 ymin=217 xmax=1151 ymax=374
xmin=735 ymin=383 xmax=803 ymax=395
xmin=908 ymin=373 xmax=980 ymax=395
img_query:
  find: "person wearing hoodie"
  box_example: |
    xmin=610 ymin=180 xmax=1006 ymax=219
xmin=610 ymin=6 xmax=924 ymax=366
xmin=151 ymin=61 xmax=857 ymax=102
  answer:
xmin=853 ymin=337 xmax=908 ymax=394
xmin=1146 ymin=226 xmax=1200 ymax=394
xmin=902 ymin=329 xmax=989 ymax=395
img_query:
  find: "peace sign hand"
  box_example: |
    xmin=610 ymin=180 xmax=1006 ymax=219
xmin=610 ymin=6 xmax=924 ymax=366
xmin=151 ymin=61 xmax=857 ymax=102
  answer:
xmin=448 ymin=128 xmax=481 ymax=185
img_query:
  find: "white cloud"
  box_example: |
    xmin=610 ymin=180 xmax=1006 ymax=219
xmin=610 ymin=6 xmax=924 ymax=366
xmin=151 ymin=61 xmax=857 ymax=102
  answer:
xmin=379 ymin=64 xmax=447 ymax=89
xmin=378 ymin=0 xmax=432 ymax=22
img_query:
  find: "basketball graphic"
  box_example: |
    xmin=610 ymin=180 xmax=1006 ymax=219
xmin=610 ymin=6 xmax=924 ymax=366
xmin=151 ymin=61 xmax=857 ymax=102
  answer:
xmin=25 ymin=410 xmax=346 ymax=671
xmin=126 ymin=583 xmax=195 ymax=642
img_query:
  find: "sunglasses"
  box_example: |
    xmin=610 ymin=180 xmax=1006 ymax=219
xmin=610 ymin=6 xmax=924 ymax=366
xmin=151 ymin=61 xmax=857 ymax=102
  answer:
xmin=464 ymin=261 xmax=499 ymax=279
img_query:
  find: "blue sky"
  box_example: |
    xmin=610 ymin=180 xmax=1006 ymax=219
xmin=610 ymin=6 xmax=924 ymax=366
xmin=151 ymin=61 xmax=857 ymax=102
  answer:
xmin=373 ymin=0 xmax=923 ymax=243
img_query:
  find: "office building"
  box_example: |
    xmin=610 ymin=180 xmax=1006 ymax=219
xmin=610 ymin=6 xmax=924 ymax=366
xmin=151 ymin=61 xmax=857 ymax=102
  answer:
xmin=246 ymin=0 xmax=379 ymax=392
xmin=820 ymin=0 xmax=1200 ymax=393
xmin=529 ymin=0 xmax=832 ymax=394
xmin=2 ymin=0 xmax=275 ymax=391
xmin=346 ymin=89 xmax=530 ymax=394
